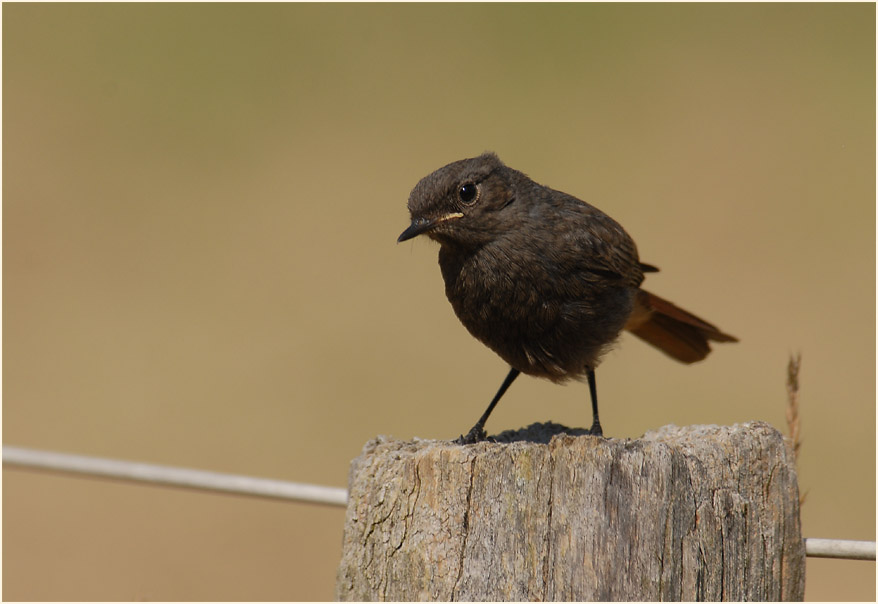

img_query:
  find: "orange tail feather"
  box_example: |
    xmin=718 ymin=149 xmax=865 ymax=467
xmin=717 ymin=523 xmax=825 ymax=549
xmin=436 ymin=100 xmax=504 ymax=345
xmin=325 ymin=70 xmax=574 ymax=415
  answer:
xmin=625 ymin=290 xmax=738 ymax=364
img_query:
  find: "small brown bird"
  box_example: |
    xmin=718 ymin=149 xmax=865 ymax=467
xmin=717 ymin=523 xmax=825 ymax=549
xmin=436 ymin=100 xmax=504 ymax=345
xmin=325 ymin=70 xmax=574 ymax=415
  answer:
xmin=398 ymin=152 xmax=737 ymax=444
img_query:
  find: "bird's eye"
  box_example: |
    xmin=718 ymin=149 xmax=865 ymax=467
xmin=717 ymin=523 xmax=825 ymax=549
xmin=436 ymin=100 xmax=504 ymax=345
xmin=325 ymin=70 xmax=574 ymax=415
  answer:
xmin=458 ymin=183 xmax=478 ymax=204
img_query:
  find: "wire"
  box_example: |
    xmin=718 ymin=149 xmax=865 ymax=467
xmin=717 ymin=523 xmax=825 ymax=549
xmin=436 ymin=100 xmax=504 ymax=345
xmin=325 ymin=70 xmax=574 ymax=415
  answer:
xmin=3 ymin=445 xmax=347 ymax=507
xmin=4 ymin=445 xmax=875 ymax=561
xmin=804 ymin=538 xmax=875 ymax=560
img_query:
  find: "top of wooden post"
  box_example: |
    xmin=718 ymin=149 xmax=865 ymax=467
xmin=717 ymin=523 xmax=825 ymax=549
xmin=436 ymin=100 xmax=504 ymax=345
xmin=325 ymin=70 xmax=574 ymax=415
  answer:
xmin=338 ymin=421 xmax=805 ymax=601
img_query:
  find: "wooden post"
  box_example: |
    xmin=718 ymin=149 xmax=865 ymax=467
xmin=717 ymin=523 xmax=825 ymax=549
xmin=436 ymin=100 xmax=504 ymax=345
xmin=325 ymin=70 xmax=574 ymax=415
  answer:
xmin=336 ymin=422 xmax=805 ymax=601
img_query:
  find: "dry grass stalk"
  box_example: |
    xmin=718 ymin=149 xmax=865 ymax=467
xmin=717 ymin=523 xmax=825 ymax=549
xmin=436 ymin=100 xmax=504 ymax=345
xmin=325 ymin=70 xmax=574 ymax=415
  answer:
xmin=785 ymin=353 xmax=806 ymax=505
xmin=785 ymin=353 xmax=802 ymax=461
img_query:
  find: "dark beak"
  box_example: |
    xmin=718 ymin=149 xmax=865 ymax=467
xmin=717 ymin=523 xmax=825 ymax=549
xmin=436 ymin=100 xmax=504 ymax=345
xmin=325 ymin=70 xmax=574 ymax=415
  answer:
xmin=397 ymin=217 xmax=434 ymax=243
xmin=397 ymin=212 xmax=463 ymax=243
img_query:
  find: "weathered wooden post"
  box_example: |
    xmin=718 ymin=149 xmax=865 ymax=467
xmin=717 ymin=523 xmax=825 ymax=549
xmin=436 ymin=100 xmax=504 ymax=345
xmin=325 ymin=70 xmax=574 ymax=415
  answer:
xmin=336 ymin=421 xmax=805 ymax=601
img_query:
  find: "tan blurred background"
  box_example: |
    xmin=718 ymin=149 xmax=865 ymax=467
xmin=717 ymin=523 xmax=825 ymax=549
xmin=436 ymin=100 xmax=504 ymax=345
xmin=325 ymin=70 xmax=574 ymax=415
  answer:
xmin=3 ymin=3 xmax=874 ymax=601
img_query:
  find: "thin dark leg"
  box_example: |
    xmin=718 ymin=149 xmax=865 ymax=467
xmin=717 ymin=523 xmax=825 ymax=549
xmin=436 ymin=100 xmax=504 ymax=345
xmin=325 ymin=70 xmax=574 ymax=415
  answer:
xmin=586 ymin=368 xmax=603 ymax=436
xmin=456 ymin=367 xmax=521 ymax=445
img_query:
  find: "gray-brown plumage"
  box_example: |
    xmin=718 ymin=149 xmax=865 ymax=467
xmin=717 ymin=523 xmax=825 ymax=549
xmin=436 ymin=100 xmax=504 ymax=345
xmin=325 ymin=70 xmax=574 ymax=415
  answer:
xmin=398 ymin=152 xmax=737 ymax=443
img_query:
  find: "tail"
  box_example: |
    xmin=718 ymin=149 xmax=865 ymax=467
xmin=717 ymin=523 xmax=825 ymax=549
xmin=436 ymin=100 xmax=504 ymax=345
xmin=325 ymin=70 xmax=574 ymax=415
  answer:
xmin=625 ymin=289 xmax=738 ymax=364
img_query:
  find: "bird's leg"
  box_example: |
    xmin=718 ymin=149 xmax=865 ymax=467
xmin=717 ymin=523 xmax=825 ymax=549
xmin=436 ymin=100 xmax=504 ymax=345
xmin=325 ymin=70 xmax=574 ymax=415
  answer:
xmin=586 ymin=368 xmax=603 ymax=436
xmin=456 ymin=367 xmax=520 ymax=445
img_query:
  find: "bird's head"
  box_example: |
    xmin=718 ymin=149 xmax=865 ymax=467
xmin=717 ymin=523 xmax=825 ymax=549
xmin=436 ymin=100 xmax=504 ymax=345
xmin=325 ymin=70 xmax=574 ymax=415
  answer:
xmin=398 ymin=152 xmax=518 ymax=248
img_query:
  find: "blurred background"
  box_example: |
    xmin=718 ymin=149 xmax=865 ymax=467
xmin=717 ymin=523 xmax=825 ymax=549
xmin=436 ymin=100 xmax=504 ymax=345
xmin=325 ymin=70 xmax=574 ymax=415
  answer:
xmin=3 ymin=3 xmax=874 ymax=601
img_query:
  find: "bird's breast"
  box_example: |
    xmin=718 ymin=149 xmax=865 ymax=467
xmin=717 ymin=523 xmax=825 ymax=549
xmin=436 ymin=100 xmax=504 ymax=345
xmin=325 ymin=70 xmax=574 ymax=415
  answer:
xmin=437 ymin=240 xmax=635 ymax=380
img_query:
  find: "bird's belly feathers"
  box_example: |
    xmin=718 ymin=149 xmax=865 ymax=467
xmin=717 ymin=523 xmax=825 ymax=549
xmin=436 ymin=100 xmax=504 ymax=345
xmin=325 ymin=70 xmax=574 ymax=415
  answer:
xmin=438 ymin=243 xmax=635 ymax=381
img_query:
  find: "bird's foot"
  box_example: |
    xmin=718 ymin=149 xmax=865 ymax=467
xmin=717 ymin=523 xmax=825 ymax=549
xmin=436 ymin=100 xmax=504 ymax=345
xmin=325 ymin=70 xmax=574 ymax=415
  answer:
xmin=589 ymin=421 xmax=603 ymax=437
xmin=455 ymin=425 xmax=487 ymax=445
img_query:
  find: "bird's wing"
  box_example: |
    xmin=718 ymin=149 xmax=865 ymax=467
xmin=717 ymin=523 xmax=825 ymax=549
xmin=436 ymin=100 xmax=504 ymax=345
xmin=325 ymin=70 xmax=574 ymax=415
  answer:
xmin=556 ymin=199 xmax=645 ymax=288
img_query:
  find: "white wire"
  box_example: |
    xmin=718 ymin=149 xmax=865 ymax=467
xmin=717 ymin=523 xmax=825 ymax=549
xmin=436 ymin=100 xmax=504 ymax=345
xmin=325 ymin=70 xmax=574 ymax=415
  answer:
xmin=2 ymin=445 xmax=347 ymax=507
xmin=804 ymin=538 xmax=875 ymax=560
xmin=4 ymin=445 xmax=875 ymax=561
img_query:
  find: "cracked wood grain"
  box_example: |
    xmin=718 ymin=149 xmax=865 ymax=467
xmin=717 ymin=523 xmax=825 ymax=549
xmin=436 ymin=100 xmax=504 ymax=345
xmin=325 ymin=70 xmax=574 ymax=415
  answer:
xmin=336 ymin=422 xmax=805 ymax=601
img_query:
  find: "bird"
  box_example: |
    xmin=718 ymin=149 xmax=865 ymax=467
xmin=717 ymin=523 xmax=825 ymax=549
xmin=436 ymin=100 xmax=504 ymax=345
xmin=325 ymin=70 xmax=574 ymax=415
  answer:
xmin=398 ymin=152 xmax=737 ymax=444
